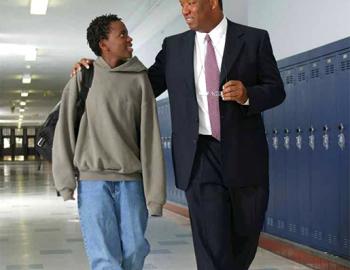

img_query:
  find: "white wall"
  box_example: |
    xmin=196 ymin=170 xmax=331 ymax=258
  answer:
xmin=248 ymin=0 xmax=350 ymax=60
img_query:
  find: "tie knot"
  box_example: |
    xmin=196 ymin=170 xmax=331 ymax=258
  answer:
xmin=205 ymin=34 xmax=211 ymax=43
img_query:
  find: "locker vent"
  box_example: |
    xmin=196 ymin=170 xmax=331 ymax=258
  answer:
xmin=288 ymin=223 xmax=297 ymax=233
xmin=311 ymin=68 xmax=319 ymax=78
xmin=301 ymin=226 xmax=309 ymax=236
xmin=325 ymin=64 xmax=335 ymax=75
xmin=286 ymin=75 xmax=294 ymax=84
xmin=298 ymin=72 xmax=306 ymax=81
xmin=313 ymin=230 xmax=323 ymax=240
xmin=327 ymin=234 xmax=337 ymax=245
xmin=341 ymin=60 xmax=350 ymax=71
xmin=344 ymin=238 xmax=349 ymax=249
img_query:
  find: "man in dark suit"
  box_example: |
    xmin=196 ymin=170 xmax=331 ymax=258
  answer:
xmin=72 ymin=1 xmax=285 ymax=269
xmin=147 ymin=1 xmax=285 ymax=268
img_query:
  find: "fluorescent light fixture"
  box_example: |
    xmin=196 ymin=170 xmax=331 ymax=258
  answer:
xmin=26 ymin=65 xmax=31 ymax=69
xmin=21 ymin=91 xmax=29 ymax=97
xmin=22 ymin=74 xmax=31 ymax=84
xmin=25 ymin=47 xmax=37 ymax=61
xmin=0 ymin=44 xmax=37 ymax=58
xmin=19 ymin=108 xmax=25 ymax=113
xmin=20 ymin=101 xmax=26 ymax=106
xmin=30 ymin=0 xmax=48 ymax=15
xmin=19 ymin=114 xmax=24 ymax=119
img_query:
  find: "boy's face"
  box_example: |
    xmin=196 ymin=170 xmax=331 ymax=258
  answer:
xmin=100 ymin=21 xmax=133 ymax=60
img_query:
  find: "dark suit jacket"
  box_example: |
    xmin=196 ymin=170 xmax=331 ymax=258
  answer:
xmin=148 ymin=20 xmax=286 ymax=190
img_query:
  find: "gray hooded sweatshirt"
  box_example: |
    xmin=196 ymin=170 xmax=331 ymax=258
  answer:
xmin=52 ymin=56 xmax=166 ymax=216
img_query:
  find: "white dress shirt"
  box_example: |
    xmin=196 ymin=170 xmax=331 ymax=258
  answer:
xmin=194 ymin=17 xmax=248 ymax=136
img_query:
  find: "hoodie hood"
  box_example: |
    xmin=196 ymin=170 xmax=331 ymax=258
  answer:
xmin=95 ymin=56 xmax=147 ymax=73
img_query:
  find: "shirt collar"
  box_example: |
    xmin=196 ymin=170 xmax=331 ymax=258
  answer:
xmin=196 ymin=17 xmax=227 ymax=45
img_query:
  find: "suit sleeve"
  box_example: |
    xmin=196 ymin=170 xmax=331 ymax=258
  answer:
xmin=246 ymin=31 xmax=286 ymax=115
xmin=140 ymin=74 xmax=166 ymax=216
xmin=148 ymin=39 xmax=168 ymax=98
xmin=52 ymin=74 xmax=81 ymax=201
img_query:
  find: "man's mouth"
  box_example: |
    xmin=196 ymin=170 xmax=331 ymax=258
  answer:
xmin=127 ymin=44 xmax=133 ymax=52
xmin=185 ymin=17 xmax=194 ymax=23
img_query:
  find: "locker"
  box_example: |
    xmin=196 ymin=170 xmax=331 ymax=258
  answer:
xmin=336 ymin=50 xmax=350 ymax=257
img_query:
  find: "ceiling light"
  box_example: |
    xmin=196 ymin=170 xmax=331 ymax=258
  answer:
xmin=19 ymin=115 xmax=24 ymax=119
xmin=25 ymin=47 xmax=37 ymax=61
xmin=0 ymin=44 xmax=37 ymax=57
xmin=26 ymin=65 xmax=31 ymax=69
xmin=19 ymin=108 xmax=25 ymax=113
xmin=20 ymin=101 xmax=26 ymax=106
xmin=22 ymin=74 xmax=31 ymax=84
xmin=21 ymin=91 xmax=29 ymax=97
xmin=30 ymin=0 xmax=48 ymax=15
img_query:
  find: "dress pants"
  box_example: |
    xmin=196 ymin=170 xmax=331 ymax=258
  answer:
xmin=185 ymin=135 xmax=269 ymax=270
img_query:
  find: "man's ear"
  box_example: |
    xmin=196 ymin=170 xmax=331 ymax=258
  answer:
xmin=99 ymin=39 xmax=108 ymax=53
xmin=209 ymin=0 xmax=218 ymax=10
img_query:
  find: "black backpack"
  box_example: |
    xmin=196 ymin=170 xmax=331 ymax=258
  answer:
xmin=35 ymin=66 xmax=94 ymax=161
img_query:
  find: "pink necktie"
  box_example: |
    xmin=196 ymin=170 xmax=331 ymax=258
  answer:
xmin=204 ymin=34 xmax=221 ymax=141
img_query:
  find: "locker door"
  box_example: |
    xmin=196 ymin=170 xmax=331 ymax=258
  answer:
xmin=272 ymin=70 xmax=287 ymax=238
xmin=309 ymin=59 xmax=325 ymax=251
xmin=284 ymin=68 xmax=298 ymax=241
xmin=336 ymin=50 xmax=350 ymax=258
xmin=265 ymin=70 xmax=283 ymax=235
xmin=295 ymin=63 xmax=311 ymax=244
xmin=320 ymin=55 xmax=339 ymax=253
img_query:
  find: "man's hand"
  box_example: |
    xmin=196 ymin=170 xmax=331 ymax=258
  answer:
xmin=70 ymin=58 xmax=94 ymax=77
xmin=221 ymin=80 xmax=248 ymax=105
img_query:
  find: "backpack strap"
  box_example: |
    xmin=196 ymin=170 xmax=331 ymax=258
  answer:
xmin=74 ymin=65 xmax=94 ymax=137
xmin=80 ymin=65 xmax=94 ymax=104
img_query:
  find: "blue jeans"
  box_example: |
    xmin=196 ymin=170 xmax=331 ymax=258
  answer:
xmin=78 ymin=180 xmax=150 ymax=270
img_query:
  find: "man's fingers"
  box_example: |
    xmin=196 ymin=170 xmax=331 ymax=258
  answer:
xmin=70 ymin=63 xmax=82 ymax=77
xmin=222 ymin=80 xmax=241 ymax=89
xmin=79 ymin=58 xmax=90 ymax=69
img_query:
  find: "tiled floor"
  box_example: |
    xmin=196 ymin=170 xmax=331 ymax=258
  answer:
xmin=0 ymin=161 xmax=312 ymax=270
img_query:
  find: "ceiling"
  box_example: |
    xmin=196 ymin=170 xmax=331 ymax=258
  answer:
xmin=0 ymin=0 xmax=181 ymax=126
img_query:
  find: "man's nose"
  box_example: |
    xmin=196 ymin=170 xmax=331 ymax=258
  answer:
xmin=182 ymin=4 xmax=190 ymax=16
xmin=127 ymin=36 xmax=133 ymax=42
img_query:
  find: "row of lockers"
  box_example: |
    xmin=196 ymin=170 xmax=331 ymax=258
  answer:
xmin=263 ymin=37 xmax=350 ymax=259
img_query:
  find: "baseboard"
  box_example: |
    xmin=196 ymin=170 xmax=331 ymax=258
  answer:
xmin=165 ymin=201 xmax=350 ymax=270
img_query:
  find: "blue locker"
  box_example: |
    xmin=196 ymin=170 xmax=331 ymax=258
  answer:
xmin=295 ymin=62 xmax=312 ymax=244
xmin=284 ymin=67 xmax=299 ymax=241
xmin=336 ymin=50 xmax=350 ymax=257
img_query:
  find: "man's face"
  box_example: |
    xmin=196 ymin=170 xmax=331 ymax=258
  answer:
xmin=101 ymin=21 xmax=133 ymax=60
xmin=179 ymin=0 xmax=213 ymax=32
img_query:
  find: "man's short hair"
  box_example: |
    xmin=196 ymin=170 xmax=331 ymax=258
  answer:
xmin=87 ymin=14 xmax=122 ymax=56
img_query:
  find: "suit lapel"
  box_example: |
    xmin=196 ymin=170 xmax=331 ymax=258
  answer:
xmin=220 ymin=21 xmax=245 ymax=84
xmin=182 ymin=31 xmax=196 ymax=95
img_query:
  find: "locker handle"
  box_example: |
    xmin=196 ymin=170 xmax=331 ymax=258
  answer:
xmin=323 ymin=125 xmax=329 ymax=132
xmin=296 ymin=128 xmax=302 ymax=134
xmin=338 ymin=123 xmax=344 ymax=132
xmin=273 ymin=129 xmax=278 ymax=135
xmin=309 ymin=126 xmax=315 ymax=133
xmin=284 ymin=128 xmax=289 ymax=134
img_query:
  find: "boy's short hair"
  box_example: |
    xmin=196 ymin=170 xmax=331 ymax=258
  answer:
xmin=87 ymin=14 xmax=122 ymax=56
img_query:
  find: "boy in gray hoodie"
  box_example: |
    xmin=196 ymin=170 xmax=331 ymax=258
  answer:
xmin=52 ymin=14 xmax=166 ymax=270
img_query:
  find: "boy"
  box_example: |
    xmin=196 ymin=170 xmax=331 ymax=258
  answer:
xmin=52 ymin=14 xmax=165 ymax=270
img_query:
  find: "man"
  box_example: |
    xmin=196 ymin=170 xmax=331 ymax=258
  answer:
xmin=72 ymin=1 xmax=285 ymax=269
xmin=54 ymin=14 xmax=165 ymax=270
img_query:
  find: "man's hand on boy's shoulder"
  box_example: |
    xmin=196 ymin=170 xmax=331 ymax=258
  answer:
xmin=71 ymin=58 xmax=94 ymax=77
